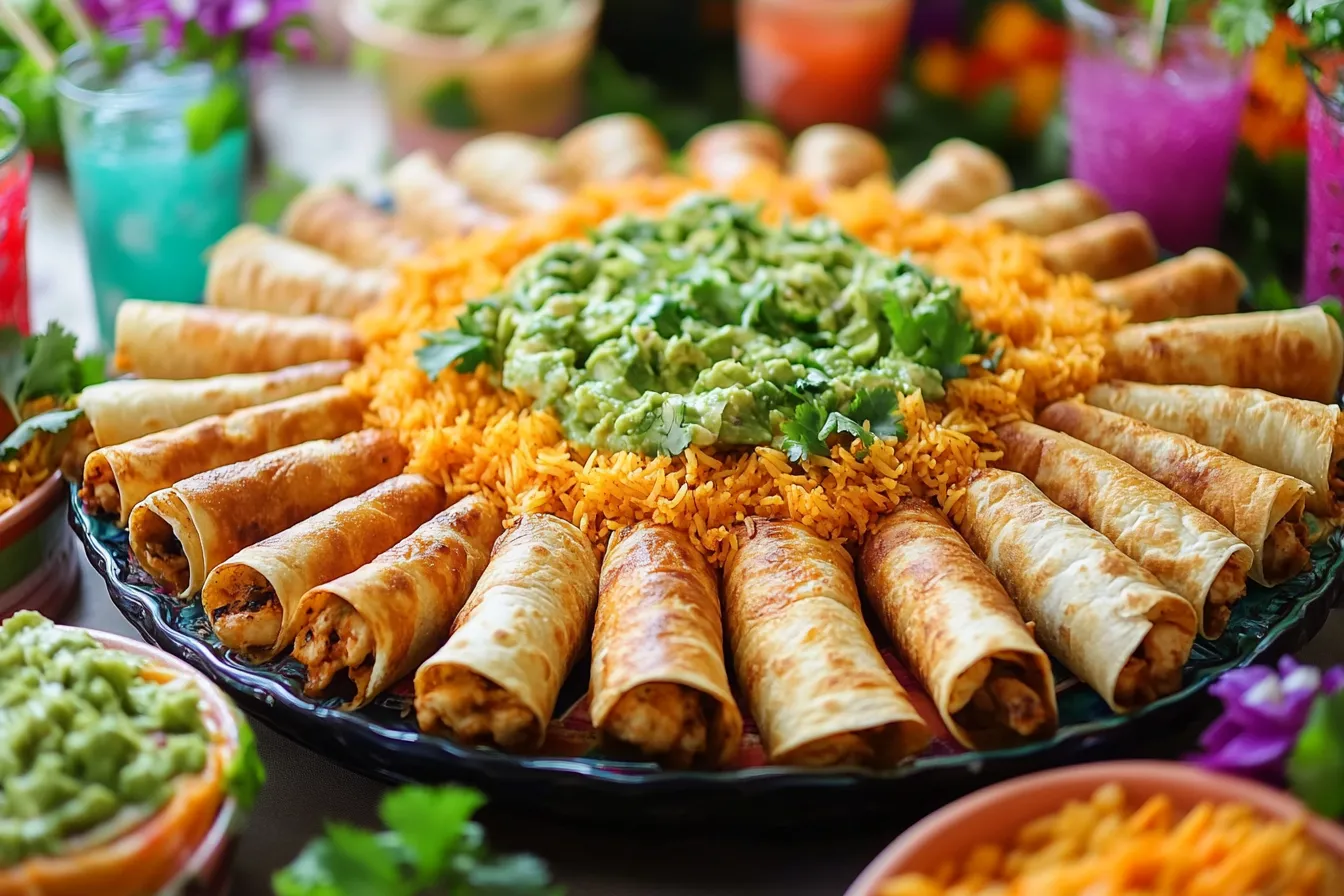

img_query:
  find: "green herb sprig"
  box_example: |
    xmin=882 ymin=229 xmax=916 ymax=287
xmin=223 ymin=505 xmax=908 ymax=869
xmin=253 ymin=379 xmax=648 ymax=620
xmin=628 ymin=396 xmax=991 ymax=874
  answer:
xmin=780 ymin=387 xmax=907 ymax=464
xmin=273 ymin=785 xmax=562 ymax=896
xmin=0 ymin=322 xmax=104 ymax=460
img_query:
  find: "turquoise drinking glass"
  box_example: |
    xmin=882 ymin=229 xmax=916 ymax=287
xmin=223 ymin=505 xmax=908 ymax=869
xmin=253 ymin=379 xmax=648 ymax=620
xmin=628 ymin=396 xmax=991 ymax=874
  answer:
xmin=55 ymin=44 xmax=248 ymax=347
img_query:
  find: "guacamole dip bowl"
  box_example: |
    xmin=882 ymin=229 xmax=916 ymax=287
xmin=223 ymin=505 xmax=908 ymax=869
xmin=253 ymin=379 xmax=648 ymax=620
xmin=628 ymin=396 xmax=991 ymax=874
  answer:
xmin=0 ymin=620 xmax=257 ymax=896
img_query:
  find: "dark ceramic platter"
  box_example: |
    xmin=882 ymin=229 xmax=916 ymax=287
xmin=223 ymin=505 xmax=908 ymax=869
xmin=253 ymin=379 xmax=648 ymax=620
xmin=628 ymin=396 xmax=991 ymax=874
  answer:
xmin=71 ymin=487 xmax=1344 ymax=826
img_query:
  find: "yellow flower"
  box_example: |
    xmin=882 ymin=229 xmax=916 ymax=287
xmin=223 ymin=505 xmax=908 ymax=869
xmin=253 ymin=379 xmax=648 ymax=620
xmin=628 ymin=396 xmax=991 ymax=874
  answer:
xmin=914 ymin=40 xmax=965 ymax=98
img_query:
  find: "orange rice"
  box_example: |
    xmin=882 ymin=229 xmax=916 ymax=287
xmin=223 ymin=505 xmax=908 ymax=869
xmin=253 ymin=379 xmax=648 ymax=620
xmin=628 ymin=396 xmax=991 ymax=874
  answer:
xmin=352 ymin=171 xmax=1124 ymax=563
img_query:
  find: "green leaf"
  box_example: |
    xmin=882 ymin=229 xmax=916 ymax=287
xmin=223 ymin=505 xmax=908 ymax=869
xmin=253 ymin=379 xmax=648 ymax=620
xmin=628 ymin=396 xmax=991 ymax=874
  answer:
xmin=223 ymin=716 xmax=266 ymax=812
xmin=350 ymin=43 xmax=385 ymax=76
xmin=780 ymin=402 xmax=830 ymax=463
xmin=142 ymin=16 xmax=165 ymax=54
xmin=416 ymin=330 xmax=488 ymax=380
xmin=1320 ymin=297 xmax=1344 ymax=333
xmin=818 ymin=411 xmax=876 ymax=448
xmin=77 ymin=353 xmax=106 ymax=390
xmin=0 ymin=326 xmax=27 ymax=420
xmin=846 ymin=388 xmax=906 ymax=440
xmin=181 ymin=20 xmax=213 ymax=61
xmin=1212 ymin=0 xmax=1276 ymax=54
xmin=1252 ymin=276 xmax=1298 ymax=312
xmin=0 ymin=407 xmax=83 ymax=459
xmin=183 ymin=80 xmax=247 ymax=155
xmin=652 ymin=402 xmax=693 ymax=457
xmin=18 ymin=321 xmax=78 ymax=405
xmin=322 ymin=823 xmax=406 ymax=889
xmin=421 ymin=78 xmax=479 ymax=130
xmin=95 ymin=39 xmax=130 ymax=78
xmin=272 ymin=842 xmax=346 ymax=896
xmin=1288 ymin=690 xmax=1344 ymax=818
xmin=461 ymin=853 xmax=557 ymax=893
xmin=378 ymin=786 xmax=483 ymax=882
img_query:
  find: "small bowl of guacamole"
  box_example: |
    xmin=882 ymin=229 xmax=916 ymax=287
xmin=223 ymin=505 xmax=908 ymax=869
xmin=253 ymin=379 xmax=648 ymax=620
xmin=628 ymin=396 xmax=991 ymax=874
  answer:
xmin=0 ymin=612 xmax=262 ymax=896
xmin=343 ymin=0 xmax=602 ymax=159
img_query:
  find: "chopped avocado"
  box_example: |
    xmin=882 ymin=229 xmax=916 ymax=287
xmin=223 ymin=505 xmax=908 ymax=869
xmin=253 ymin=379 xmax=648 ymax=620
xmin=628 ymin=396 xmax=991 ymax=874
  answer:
xmin=0 ymin=612 xmax=209 ymax=867
xmin=427 ymin=195 xmax=983 ymax=458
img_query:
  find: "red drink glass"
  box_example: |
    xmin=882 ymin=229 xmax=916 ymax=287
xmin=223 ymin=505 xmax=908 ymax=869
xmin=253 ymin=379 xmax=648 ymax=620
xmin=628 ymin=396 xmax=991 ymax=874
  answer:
xmin=0 ymin=98 xmax=31 ymax=334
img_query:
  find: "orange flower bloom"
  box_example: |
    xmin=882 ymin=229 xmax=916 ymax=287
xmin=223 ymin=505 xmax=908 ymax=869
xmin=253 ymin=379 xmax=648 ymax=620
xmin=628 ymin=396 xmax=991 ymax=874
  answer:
xmin=1013 ymin=62 xmax=1062 ymax=136
xmin=913 ymin=39 xmax=965 ymax=98
xmin=978 ymin=1 xmax=1051 ymax=67
xmin=1241 ymin=15 xmax=1309 ymax=159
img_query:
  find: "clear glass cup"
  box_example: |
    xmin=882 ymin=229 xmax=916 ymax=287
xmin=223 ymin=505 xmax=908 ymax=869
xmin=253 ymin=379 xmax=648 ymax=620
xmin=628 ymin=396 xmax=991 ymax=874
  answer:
xmin=55 ymin=44 xmax=248 ymax=346
xmin=738 ymin=0 xmax=913 ymax=134
xmin=1306 ymin=56 xmax=1344 ymax=302
xmin=0 ymin=97 xmax=33 ymax=335
xmin=1062 ymin=0 xmax=1250 ymax=252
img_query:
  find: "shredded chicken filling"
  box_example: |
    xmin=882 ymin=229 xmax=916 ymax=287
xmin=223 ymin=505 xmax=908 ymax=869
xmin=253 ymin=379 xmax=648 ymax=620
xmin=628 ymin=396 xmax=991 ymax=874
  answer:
xmin=786 ymin=731 xmax=877 ymax=769
xmin=210 ymin=583 xmax=283 ymax=651
xmin=1264 ymin=518 xmax=1311 ymax=583
xmin=952 ymin=658 xmax=1047 ymax=739
xmin=418 ymin=672 xmax=538 ymax=752
xmin=294 ymin=599 xmax=376 ymax=701
xmin=1114 ymin=621 xmax=1188 ymax=708
xmin=138 ymin=519 xmax=190 ymax=593
xmin=78 ymin=465 xmax=120 ymax=516
xmin=603 ymin=682 xmax=711 ymax=768
xmin=1203 ymin=561 xmax=1247 ymax=638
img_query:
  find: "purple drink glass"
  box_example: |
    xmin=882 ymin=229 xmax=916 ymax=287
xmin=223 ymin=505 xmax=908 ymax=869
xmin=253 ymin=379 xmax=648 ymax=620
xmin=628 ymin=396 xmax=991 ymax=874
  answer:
xmin=1306 ymin=57 xmax=1344 ymax=302
xmin=1063 ymin=0 xmax=1250 ymax=252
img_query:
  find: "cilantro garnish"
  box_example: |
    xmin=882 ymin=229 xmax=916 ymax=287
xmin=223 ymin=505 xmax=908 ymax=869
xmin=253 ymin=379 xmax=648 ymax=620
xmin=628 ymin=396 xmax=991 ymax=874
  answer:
xmin=224 ymin=716 xmax=266 ymax=812
xmin=272 ymin=785 xmax=561 ymax=896
xmin=416 ymin=300 xmax=503 ymax=380
xmin=1288 ymin=689 xmax=1344 ymax=818
xmin=780 ymin=403 xmax=831 ymax=463
xmin=780 ymin=388 xmax=907 ymax=463
xmin=0 ymin=322 xmax=104 ymax=461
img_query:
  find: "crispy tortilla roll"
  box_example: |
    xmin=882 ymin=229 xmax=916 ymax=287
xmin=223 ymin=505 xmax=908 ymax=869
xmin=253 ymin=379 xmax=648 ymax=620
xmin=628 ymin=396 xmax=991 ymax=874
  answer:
xmin=685 ymin=120 xmax=788 ymax=186
xmin=963 ymin=178 xmax=1110 ymax=236
xmin=1088 ymin=380 xmax=1344 ymax=519
xmin=895 ymin=138 xmax=1012 ymax=215
xmin=1093 ymin=248 xmax=1247 ymax=323
xmin=205 ymin=225 xmax=394 ymax=319
xmin=113 ymin=300 xmax=361 ymax=380
xmin=279 ymin=184 xmax=422 ymax=269
xmin=447 ymin=132 xmax=568 ymax=216
xmin=387 ymin=151 xmax=508 ymax=240
xmin=76 ymin=360 xmax=352 ymax=448
xmin=723 ymin=517 xmax=930 ymax=768
xmin=202 ymin=474 xmax=443 ymax=661
xmin=1039 ymin=400 xmax=1313 ymax=586
xmin=80 ymin=386 xmax=366 ymax=528
xmin=1105 ymin=306 xmax=1344 ymax=404
xmin=996 ymin=421 xmax=1252 ymax=638
xmin=127 ymin=430 xmax=407 ymax=598
xmin=589 ymin=523 xmax=743 ymax=769
xmin=1041 ymin=211 xmax=1159 ymax=282
xmin=788 ymin=123 xmax=890 ymax=191
xmin=958 ymin=469 xmax=1197 ymax=711
xmin=414 ymin=514 xmax=599 ymax=752
xmin=860 ymin=499 xmax=1058 ymax=750
xmin=291 ymin=495 xmax=503 ymax=709
xmin=555 ymin=113 xmax=669 ymax=183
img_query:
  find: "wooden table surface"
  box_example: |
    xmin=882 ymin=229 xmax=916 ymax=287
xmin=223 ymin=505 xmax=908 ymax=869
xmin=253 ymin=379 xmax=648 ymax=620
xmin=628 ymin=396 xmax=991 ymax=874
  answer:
xmin=33 ymin=64 xmax=1344 ymax=896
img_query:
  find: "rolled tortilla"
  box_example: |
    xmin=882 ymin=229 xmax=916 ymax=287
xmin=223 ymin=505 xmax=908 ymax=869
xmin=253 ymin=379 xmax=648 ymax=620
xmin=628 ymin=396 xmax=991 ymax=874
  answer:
xmin=957 ymin=468 xmax=1198 ymax=712
xmin=80 ymin=386 xmax=366 ymax=527
xmin=895 ymin=138 xmax=1012 ymax=215
xmin=387 ymin=151 xmax=508 ymax=240
xmin=447 ymin=132 xmax=568 ymax=216
xmin=77 ymin=361 xmax=353 ymax=448
xmin=788 ymin=123 xmax=890 ymax=191
xmin=685 ymin=120 xmax=788 ymax=186
xmin=279 ymin=184 xmax=422 ymax=269
xmin=128 ymin=429 xmax=407 ymax=598
xmin=1093 ymin=248 xmax=1246 ymax=323
xmin=202 ymin=473 xmax=443 ymax=661
xmin=414 ymin=514 xmax=599 ymax=752
xmin=996 ymin=420 xmax=1252 ymax=638
xmin=1088 ymin=380 xmax=1344 ymax=519
xmin=962 ymin=179 xmax=1109 ymax=236
xmin=1041 ymin=212 xmax=1159 ymax=282
xmin=291 ymin=495 xmax=503 ymax=709
xmin=859 ymin=499 xmax=1058 ymax=750
xmin=205 ymin=225 xmax=394 ymax=318
xmin=722 ymin=517 xmax=930 ymax=767
xmin=1105 ymin=306 xmax=1344 ymax=404
xmin=113 ymin=301 xmax=361 ymax=380
xmin=1038 ymin=400 xmax=1313 ymax=586
xmin=555 ymin=113 xmax=669 ymax=183
xmin=589 ymin=523 xmax=743 ymax=769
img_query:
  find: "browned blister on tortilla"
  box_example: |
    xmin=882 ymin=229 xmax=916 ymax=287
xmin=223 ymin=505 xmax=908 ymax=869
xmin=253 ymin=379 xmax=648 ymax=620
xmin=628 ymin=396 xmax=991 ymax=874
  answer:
xmin=860 ymin=498 xmax=1058 ymax=750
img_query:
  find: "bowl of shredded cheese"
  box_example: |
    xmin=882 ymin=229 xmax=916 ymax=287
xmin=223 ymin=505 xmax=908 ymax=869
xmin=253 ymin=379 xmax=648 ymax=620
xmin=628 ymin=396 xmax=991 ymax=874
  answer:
xmin=846 ymin=760 xmax=1344 ymax=896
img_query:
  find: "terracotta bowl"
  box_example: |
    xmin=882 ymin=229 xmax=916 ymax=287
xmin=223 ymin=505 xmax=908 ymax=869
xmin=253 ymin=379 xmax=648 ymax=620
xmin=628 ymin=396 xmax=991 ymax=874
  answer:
xmin=845 ymin=760 xmax=1344 ymax=896
xmin=0 ymin=473 xmax=80 ymax=619
xmin=0 ymin=627 xmax=247 ymax=896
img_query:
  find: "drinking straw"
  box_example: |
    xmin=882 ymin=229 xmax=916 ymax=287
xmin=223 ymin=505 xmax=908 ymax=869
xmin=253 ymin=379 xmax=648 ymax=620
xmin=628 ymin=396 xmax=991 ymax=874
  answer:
xmin=50 ymin=0 xmax=98 ymax=48
xmin=1148 ymin=0 xmax=1172 ymax=67
xmin=0 ymin=0 xmax=57 ymax=73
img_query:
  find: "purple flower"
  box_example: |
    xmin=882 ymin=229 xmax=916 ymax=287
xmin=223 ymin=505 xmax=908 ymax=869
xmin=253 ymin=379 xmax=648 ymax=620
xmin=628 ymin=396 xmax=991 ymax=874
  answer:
xmin=1192 ymin=657 xmax=1344 ymax=784
xmin=81 ymin=0 xmax=313 ymax=62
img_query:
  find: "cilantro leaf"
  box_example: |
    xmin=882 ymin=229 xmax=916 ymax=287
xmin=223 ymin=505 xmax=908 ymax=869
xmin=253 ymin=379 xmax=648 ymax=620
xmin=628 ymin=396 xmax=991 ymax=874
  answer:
xmin=846 ymin=388 xmax=906 ymax=440
xmin=0 ymin=407 xmax=83 ymax=460
xmin=780 ymin=402 xmax=830 ymax=463
xmin=818 ymin=411 xmax=875 ymax=447
xmin=1320 ymin=297 xmax=1344 ymax=333
xmin=224 ymin=717 xmax=266 ymax=812
xmin=1212 ymin=0 xmax=1275 ymax=54
xmin=379 ymin=786 xmax=483 ymax=882
xmin=19 ymin=321 xmax=79 ymax=406
xmin=0 ymin=327 xmax=26 ymax=421
xmin=416 ymin=330 xmax=488 ymax=380
xmin=1252 ymin=276 xmax=1298 ymax=312
xmin=653 ymin=402 xmax=694 ymax=456
xmin=1288 ymin=690 xmax=1344 ymax=818
xmin=463 ymin=853 xmax=558 ymax=893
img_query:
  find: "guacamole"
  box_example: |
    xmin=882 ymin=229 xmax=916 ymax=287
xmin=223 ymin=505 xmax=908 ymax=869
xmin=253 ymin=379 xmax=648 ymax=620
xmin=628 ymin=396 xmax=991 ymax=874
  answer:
xmin=0 ymin=612 xmax=208 ymax=867
xmin=419 ymin=195 xmax=984 ymax=458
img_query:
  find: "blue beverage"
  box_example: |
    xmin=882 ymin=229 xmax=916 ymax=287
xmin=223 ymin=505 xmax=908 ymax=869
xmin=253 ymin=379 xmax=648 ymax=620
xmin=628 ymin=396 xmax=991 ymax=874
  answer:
xmin=56 ymin=50 xmax=248 ymax=346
